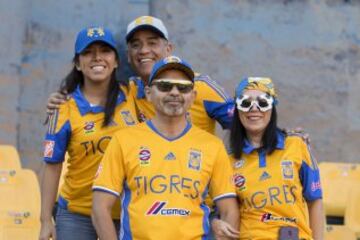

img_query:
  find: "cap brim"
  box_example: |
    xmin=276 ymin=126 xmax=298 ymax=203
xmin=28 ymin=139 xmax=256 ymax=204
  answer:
xmin=126 ymin=25 xmax=167 ymax=42
xmin=153 ymin=63 xmax=194 ymax=82
xmin=76 ymin=40 xmax=117 ymax=54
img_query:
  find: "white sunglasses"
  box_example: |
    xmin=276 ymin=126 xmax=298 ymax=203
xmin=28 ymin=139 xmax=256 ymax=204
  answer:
xmin=236 ymin=94 xmax=274 ymax=112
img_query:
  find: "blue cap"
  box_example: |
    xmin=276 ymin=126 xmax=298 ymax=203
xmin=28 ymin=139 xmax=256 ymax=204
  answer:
xmin=148 ymin=56 xmax=195 ymax=85
xmin=75 ymin=27 xmax=117 ymax=54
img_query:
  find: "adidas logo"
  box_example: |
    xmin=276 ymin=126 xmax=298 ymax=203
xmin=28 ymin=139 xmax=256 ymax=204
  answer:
xmin=259 ymin=171 xmax=271 ymax=181
xmin=164 ymin=152 xmax=176 ymax=161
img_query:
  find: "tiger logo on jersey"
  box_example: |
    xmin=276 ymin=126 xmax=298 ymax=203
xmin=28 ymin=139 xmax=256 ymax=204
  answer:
xmin=188 ymin=149 xmax=202 ymax=171
xmin=120 ymin=111 xmax=136 ymax=125
xmin=281 ymin=160 xmax=294 ymax=180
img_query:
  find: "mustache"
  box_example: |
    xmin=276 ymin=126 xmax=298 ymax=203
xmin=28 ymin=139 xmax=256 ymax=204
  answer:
xmin=164 ymin=97 xmax=184 ymax=103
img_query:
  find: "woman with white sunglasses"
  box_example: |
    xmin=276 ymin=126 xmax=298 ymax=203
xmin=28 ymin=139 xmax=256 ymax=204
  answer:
xmin=212 ymin=77 xmax=324 ymax=240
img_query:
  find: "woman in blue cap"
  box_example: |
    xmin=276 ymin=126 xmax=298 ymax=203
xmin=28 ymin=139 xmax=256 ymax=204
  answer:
xmin=39 ymin=27 xmax=138 ymax=240
xmin=212 ymin=77 xmax=324 ymax=240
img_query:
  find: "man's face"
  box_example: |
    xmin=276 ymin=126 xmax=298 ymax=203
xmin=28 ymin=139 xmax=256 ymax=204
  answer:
xmin=127 ymin=29 xmax=173 ymax=82
xmin=145 ymin=69 xmax=196 ymax=118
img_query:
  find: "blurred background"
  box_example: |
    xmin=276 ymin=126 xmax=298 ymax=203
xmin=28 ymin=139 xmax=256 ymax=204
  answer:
xmin=0 ymin=0 xmax=359 ymax=177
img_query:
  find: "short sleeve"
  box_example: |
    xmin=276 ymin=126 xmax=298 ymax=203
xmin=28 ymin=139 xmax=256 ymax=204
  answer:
xmin=92 ymin=134 xmax=125 ymax=197
xmin=299 ymin=140 xmax=323 ymax=201
xmin=43 ymin=105 xmax=71 ymax=163
xmin=209 ymin=143 xmax=236 ymax=202
xmin=195 ymin=74 xmax=234 ymax=129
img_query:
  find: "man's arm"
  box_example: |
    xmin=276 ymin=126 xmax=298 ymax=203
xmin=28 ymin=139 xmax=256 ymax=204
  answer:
xmin=92 ymin=191 xmax=118 ymax=240
xmin=213 ymin=197 xmax=240 ymax=239
xmin=307 ymin=199 xmax=324 ymax=240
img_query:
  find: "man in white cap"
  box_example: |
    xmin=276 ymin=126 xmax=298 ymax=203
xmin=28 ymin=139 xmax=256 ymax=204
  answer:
xmin=125 ymin=16 xmax=234 ymax=134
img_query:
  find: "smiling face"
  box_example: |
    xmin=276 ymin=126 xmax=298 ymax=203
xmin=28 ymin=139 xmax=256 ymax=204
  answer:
xmin=238 ymin=89 xmax=272 ymax=136
xmin=76 ymin=42 xmax=118 ymax=85
xmin=127 ymin=29 xmax=173 ymax=83
xmin=145 ymin=69 xmax=196 ymax=118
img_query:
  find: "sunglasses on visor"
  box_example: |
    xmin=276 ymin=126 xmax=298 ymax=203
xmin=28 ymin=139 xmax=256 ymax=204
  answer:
xmin=236 ymin=94 xmax=274 ymax=112
xmin=151 ymin=79 xmax=194 ymax=94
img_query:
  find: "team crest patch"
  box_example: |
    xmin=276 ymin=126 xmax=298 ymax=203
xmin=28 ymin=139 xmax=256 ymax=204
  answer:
xmin=121 ymin=111 xmax=136 ymax=125
xmin=233 ymin=173 xmax=246 ymax=191
xmin=84 ymin=121 xmax=95 ymax=134
xmin=188 ymin=149 xmax=202 ymax=171
xmin=139 ymin=146 xmax=151 ymax=166
xmin=43 ymin=140 xmax=55 ymax=158
xmin=281 ymin=160 xmax=294 ymax=180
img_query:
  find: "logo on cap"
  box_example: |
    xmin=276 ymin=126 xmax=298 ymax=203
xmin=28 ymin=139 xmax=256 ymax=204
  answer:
xmin=164 ymin=56 xmax=181 ymax=64
xmin=134 ymin=16 xmax=154 ymax=26
xmin=87 ymin=27 xmax=105 ymax=37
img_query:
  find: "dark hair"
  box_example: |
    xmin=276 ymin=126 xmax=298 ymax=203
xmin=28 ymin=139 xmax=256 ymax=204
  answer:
xmin=230 ymin=105 xmax=281 ymax=159
xmin=60 ymin=49 xmax=125 ymax=127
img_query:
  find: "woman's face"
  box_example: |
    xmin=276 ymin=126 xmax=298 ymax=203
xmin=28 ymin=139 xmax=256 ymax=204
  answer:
xmin=77 ymin=42 xmax=118 ymax=84
xmin=238 ymin=89 xmax=272 ymax=136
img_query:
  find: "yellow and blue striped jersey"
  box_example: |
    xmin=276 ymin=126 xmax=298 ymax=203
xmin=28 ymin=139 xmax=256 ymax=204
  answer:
xmin=230 ymin=131 xmax=322 ymax=240
xmin=93 ymin=121 xmax=236 ymax=240
xmin=43 ymin=85 xmax=138 ymax=218
xmin=129 ymin=73 xmax=234 ymax=134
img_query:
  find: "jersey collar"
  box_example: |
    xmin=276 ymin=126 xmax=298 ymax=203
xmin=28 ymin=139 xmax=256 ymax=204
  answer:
xmin=146 ymin=120 xmax=192 ymax=142
xmin=72 ymin=85 xmax=126 ymax=116
xmin=242 ymin=129 xmax=285 ymax=154
xmin=132 ymin=76 xmax=146 ymax=99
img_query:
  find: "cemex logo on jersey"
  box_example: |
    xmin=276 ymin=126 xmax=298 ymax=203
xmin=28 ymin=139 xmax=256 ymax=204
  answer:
xmin=146 ymin=201 xmax=191 ymax=216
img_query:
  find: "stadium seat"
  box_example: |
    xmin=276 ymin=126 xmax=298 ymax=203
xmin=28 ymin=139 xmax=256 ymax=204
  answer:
xmin=319 ymin=162 xmax=360 ymax=219
xmin=325 ymin=225 xmax=356 ymax=240
xmin=0 ymin=169 xmax=40 ymax=240
xmin=345 ymin=188 xmax=360 ymax=238
xmin=0 ymin=145 xmax=21 ymax=170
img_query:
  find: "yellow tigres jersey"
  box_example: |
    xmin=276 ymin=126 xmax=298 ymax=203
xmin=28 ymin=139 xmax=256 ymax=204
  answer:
xmin=43 ymin=85 xmax=138 ymax=218
xmin=230 ymin=131 xmax=322 ymax=240
xmin=129 ymin=73 xmax=234 ymax=134
xmin=93 ymin=121 xmax=236 ymax=240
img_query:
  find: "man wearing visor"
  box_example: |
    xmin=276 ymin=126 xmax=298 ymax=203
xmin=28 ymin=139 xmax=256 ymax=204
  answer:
xmin=91 ymin=56 xmax=239 ymax=240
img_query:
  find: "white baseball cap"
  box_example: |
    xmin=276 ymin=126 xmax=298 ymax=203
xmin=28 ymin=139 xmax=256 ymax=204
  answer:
xmin=126 ymin=16 xmax=169 ymax=42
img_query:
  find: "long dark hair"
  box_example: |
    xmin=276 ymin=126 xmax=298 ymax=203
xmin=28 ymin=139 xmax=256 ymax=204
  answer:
xmin=60 ymin=50 xmax=124 ymax=127
xmin=230 ymin=105 xmax=281 ymax=159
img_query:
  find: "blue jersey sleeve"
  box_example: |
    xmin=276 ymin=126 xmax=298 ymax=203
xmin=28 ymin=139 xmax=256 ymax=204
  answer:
xmin=43 ymin=108 xmax=71 ymax=163
xmin=299 ymin=143 xmax=322 ymax=201
xmin=195 ymin=74 xmax=235 ymax=129
xmin=203 ymin=100 xmax=234 ymax=129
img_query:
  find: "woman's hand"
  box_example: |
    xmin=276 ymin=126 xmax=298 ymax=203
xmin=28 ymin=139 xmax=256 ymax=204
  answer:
xmin=211 ymin=218 xmax=240 ymax=240
xmin=39 ymin=219 xmax=56 ymax=240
